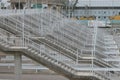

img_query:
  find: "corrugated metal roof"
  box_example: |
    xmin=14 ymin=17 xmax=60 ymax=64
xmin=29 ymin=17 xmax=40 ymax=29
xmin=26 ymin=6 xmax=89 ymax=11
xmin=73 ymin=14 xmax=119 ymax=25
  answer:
xmin=76 ymin=0 xmax=120 ymax=7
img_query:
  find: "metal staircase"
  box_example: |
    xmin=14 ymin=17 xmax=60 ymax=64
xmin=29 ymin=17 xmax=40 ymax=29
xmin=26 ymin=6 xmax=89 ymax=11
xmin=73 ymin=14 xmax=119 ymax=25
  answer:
xmin=0 ymin=9 xmax=116 ymax=68
xmin=0 ymin=28 xmax=113 ymax=80
xmin=0 ymin=9 xmax=119 ymax=80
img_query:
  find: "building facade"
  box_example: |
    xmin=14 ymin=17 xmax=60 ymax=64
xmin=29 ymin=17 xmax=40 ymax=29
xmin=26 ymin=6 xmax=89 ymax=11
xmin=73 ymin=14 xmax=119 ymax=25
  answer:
xmin=73 ymin=7 xmax=120 ymax=20
xmin=71 ymin=0 xmax=120 ymax=20
xmin=9 ymin=0 xmax=69 ymax=9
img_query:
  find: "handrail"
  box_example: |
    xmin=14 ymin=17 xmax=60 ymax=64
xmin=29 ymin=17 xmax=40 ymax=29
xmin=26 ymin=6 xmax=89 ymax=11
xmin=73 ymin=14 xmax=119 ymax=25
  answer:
xmin=0 ymin=9 xmax=119 ymax=80
xmin=0 ymin=9 xmax=116 ymax=66
xmin=0 ymin=35 xmax=117 ymax=80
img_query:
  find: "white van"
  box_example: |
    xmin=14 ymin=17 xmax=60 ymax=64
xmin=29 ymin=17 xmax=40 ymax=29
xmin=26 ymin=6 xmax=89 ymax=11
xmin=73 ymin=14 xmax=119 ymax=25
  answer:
xmin=88 ymin=20 xmax=112 ymax=27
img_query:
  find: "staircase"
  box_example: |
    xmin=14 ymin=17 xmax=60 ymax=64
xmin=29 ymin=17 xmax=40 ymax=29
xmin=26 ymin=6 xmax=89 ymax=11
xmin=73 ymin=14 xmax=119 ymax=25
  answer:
xmin=0 ymin=28 xmax=113 ymax=80
xmin=0 ymin=10 xmax=116 ymax=67
xmin=0 ymin=9 xmax=119 ymax=80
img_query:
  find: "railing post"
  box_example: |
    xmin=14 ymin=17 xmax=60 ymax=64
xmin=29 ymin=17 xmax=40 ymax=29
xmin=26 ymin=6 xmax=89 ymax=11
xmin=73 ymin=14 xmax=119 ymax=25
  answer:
xmin=39 ymin=45 xmax=41 ymax=56
xmin=22 ymin=8 xmax=25 ymax=47
xmin=76 ymin=49 xmax=79 ymax=64
xmin=92 ymin=20 xmax=98 ymax=73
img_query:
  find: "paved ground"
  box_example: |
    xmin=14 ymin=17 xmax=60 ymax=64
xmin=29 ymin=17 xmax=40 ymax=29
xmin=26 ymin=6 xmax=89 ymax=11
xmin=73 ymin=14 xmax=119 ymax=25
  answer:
xmin=0 ymin=73 xmax=69 ymax=80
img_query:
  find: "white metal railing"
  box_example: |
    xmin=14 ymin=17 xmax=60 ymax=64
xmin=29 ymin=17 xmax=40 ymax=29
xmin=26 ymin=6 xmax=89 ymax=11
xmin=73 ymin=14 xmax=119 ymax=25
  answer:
xmin=1 ymin=9 xmax=117 ymax=51
xmin=0 ymin=8 xmax=110 ymax=43
xmin=0 ymin=19 xmax=115 ymax=68
xmin=0 ymin=9 xmax=119 ymax=80
xmin=0 ymin=9 xmax=118 ymax=66
xmin=0 ymin=9 xmax=42 ymax=16
xmin=0 ymin=36 xmax=116 ymax=80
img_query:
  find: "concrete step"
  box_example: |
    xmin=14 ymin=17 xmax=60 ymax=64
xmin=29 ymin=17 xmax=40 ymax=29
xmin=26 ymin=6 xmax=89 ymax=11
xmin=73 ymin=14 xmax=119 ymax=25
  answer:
xmin=104 ymin=51 xmax=119 ymax=54
xmin=44 ymin=56 xmax=49 ymax=60
xmin=0 ymin=43 xmax=9 ymax=47
xmin=105 ymin=45 xmax=117 ymax=48
xmin=105 ymin=41 xmax=116 ymax=44
xmin=105 ymin=47 xmax=118 ymax=50
xmin=34 ymin=52 xmax=38 ymax=55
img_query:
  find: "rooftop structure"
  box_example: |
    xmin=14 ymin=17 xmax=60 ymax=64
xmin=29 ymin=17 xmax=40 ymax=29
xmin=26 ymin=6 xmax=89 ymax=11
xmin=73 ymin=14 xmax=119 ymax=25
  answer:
xmin=9 ymin=0 xmax=69 ymax=9
xmin=9 ymin=0 xmax=69 ymax=5
xmin=64 ymin=0 xmax=120 ymax=21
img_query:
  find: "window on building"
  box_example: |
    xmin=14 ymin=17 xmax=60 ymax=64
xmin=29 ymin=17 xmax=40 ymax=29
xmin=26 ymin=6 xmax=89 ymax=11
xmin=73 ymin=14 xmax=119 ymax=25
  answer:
xmin=94 ymin=11 xmax=96 ymax=14
xmin=80 ymin=11 xmax=83 ymax=14
xmin=94 ymin=16 xmax=96 ymax=19
xmin=98 ymin=11 xmax=101 ymax=14
xmin=104 ymin=11 xmax=106 ymax=14
xmin=113 ymin=11 xmax=115 ymax=14
xmin=107 ymin=11 xmax=110 ymax=14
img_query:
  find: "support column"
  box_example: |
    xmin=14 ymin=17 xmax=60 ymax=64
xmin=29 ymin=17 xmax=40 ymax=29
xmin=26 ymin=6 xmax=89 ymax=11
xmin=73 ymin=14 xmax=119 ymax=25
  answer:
xmin=14 ymin=53 xmax=22 ymax=80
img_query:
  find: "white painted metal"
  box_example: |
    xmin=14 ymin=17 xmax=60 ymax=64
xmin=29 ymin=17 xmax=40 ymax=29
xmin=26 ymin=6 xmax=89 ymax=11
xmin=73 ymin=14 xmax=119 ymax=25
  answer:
xmin=0 ymin=8 xmax=119 ymax=80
